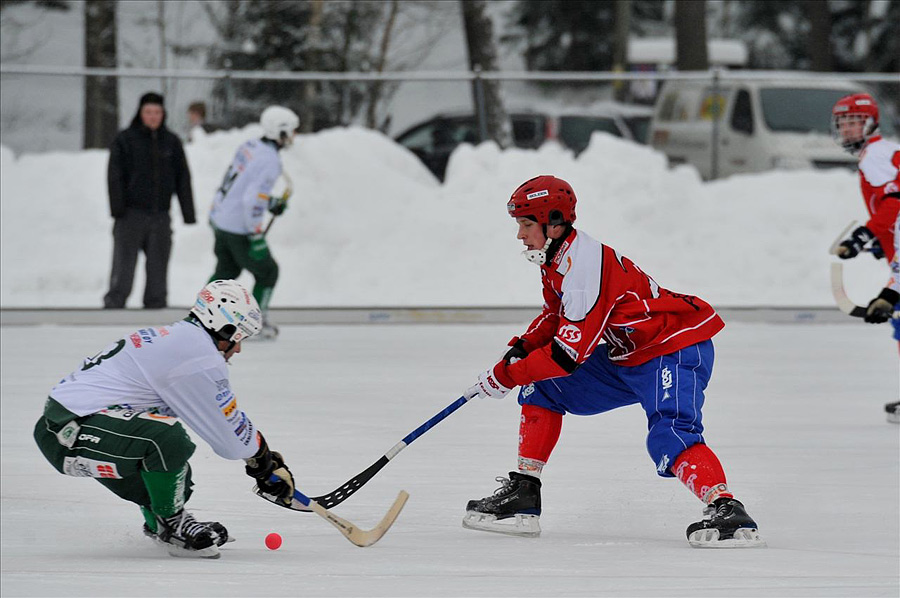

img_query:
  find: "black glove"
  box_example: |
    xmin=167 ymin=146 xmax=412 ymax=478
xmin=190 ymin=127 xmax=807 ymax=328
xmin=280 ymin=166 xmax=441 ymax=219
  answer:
xmin=503 ymin=336 xmax=529 ymax=364
xmin=864 ymin=288 xmax=900 ymax=324
xmin=245 ymin=435 xmax=295 ymax=505
xmin=268 ymin=194 xmax=288 ymax=216
xmin=836 ymin=226 xmax=875 ymax=260
xmin=869 ymin=239 xmax=885 ymax=260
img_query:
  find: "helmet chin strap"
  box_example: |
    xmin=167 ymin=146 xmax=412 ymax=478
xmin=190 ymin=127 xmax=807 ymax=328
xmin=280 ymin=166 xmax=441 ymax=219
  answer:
xmin=522 ymin=237 xmax=553 ymax=266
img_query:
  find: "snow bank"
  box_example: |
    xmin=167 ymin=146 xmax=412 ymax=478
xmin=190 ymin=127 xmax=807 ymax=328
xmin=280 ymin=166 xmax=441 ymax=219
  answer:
xmin=0 ymin=128 xmax=881 ymax=307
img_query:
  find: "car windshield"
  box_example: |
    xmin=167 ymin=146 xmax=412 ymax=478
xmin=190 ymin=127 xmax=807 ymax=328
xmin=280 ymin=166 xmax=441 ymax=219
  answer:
xmin=759 ymin=88 xmax=858 ymax=134
xmin=558 ymin=116 xmax=621 ymax=152
xmin=623 ymin=116 xmax=651 ymax=144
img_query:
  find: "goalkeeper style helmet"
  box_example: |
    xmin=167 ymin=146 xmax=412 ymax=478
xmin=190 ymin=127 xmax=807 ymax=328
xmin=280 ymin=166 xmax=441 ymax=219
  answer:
xmin=831 ymin=93 xmax=879 ymax=155
xmin=507 ymin=175 xmax=577 ymax=226
xmin=260 ymin=105 xmax=300 ymax=147
xmin=190 ymin=280 xmax=262 ymax=343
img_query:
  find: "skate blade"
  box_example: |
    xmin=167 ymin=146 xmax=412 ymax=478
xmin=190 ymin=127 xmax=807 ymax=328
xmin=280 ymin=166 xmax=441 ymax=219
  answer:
xmin=887 ymin=412 xmax=900 ymax=424
xmin=462 ymin=512 xmax=541 ymax=538
xmin=164 ymin=541 xmax=221 ymax=559
xmin=688 ymin=527 xmax=766 ymax=549
xmin=148 ymin=535 xmax=221 ymax=559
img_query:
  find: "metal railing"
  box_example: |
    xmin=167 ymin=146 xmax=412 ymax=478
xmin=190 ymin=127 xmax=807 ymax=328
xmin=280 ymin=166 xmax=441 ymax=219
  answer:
xmin=2 ymin=64 xmax=897 ymax=179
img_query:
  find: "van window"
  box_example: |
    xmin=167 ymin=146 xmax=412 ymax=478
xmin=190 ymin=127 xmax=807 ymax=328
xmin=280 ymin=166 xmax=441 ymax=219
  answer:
xmin=658 ymin=92 xmax=679 ymax=122
xmin=731 ymin=89 xmax=754 ymax=134
xmin=759 ymin=88 xmax=859 ymax=134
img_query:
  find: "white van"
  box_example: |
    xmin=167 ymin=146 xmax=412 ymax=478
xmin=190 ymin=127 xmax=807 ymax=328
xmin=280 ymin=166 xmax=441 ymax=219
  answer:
xmin=647 ymin=77 xmax=893 ymax=179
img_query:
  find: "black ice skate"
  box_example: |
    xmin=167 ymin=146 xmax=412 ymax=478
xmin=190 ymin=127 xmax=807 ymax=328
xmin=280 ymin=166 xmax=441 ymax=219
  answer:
xmin=462 ymin=472 xmax=542 ymax=537
xmin=686 ymin=497 xmax=766 ymax=548
xmin=885 ymin=401 xmax=899 ymax=424
xmin=143 ymin=509 xmax=223 ymax=558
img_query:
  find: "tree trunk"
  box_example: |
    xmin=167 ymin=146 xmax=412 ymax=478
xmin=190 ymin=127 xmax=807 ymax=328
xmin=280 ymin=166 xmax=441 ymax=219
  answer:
xmin=674 ymin=0 xmax=708 ymax=71
xmin=366 ymin=0 xmax=399 ymax=130
xmin=612 ymin=0 xmax=631 ymax=102
xmin=804 ymin=0 xmax=833 ymax=71
xmin=460 ymin=0 xmax=510 ymax=148
xmin=83 ymin=0 xmax=119 ymax=149
xmin=302 ymin=0 xmax=323 ymax=133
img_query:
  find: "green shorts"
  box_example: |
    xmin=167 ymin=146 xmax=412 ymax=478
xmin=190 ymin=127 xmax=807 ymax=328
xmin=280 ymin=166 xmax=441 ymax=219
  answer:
xmin=34 ymin=398 xmax=196 ymax=507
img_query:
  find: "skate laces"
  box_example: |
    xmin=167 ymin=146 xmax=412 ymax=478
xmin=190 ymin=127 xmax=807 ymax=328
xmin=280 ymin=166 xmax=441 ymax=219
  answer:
xmin=491 ymin=476 xmax=513 ymax=496
xmin=164 ymin=510 xmax=208 ymax=539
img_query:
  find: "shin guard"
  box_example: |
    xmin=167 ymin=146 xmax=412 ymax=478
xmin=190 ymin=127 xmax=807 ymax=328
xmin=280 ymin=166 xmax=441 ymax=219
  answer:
xmin=672 ymin=443 xmax=733 ymax=504
xmin=517 ymin=405 xmax=562 ymax=477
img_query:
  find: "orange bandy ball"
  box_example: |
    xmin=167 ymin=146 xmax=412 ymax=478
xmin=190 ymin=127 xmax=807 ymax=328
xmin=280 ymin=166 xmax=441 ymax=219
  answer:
xmin=265 ymin=532 xmax=282 ymax=550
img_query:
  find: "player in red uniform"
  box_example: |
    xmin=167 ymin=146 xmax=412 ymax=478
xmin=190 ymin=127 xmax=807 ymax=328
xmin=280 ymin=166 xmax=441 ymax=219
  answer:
xmin=461 ymin=175 xmax=765 ymax=548
xmin=831 ymin=93 xmax=900 ymax=422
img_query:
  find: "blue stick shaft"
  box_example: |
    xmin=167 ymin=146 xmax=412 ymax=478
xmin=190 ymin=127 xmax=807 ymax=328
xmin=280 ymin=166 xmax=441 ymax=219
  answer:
xmin=400 ymin=396 xmax=469 ymax=446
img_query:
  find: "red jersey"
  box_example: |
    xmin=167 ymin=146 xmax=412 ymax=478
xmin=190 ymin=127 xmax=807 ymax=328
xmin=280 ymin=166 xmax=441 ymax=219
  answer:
xmin=858 ymin=136 xmax=900 ymax=261
xmin=505 ymin=229 xmax=724 ymax=387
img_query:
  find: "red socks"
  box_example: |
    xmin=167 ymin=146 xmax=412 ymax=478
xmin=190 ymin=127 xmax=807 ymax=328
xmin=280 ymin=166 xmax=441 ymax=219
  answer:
xmin=517 ymin=405 xmax=563 ymax=477
xmin=672 ymin=443 xmax=733 ymax=504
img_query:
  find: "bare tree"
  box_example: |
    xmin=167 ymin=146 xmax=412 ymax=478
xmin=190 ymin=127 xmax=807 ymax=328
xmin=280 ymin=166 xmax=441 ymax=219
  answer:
xmin=803 ymin=0 xmax=833 ymax=71
xmin=83 ymin=0 xmax=119 ymax=149
xmin=366 ymin=0 xmax=399 ymax=130
xmin=612 ymin=0 xmax=631 ymax=101
xmin=460 ymin=0 xmax=510 ymax=148
xmin=674 ymin=0 xmax=708 ymax=71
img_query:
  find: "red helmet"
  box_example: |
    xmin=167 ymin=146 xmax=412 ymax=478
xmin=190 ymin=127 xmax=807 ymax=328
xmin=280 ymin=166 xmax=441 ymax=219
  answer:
xmin=831 ymin=93 xmax=879 ymax=155
xmin=507 ymin=175 xmax=577 ymax=226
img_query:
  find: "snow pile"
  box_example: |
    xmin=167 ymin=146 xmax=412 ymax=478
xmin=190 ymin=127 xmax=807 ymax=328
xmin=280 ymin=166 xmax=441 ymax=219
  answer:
xmin=0 ymin=127 xmax=881 ymax=308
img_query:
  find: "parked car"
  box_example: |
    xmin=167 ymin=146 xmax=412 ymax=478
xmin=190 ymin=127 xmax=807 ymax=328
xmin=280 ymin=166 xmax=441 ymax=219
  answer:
xmin=647 ymin=76 xmax=897 ymax=180
xmin=394 ymin=105 xmax=652 ymax=181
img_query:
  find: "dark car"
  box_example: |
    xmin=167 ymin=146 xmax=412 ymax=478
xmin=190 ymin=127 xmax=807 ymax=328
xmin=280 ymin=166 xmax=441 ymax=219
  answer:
xmin=394 ymin=107 xmax=652 ymax=181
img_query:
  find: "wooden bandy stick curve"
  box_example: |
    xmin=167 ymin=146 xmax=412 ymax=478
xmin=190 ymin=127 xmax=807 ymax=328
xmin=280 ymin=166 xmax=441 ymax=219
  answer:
xmin=258 ymin=479 xmax=409 ymax=548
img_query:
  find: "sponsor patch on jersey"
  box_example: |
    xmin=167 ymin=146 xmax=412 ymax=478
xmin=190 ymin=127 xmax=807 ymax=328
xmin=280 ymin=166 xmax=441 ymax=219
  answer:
xmin=557 ymin=324 xmax=582 ymax=344
xmin=553 ymin=337 xmax=578 ymax=361
xmin=63 ymin=456 xmax=122 ymax=479
xmin=138 ymin=412 xmax=178 ymax=426
xmin=221 ymin=398 xmax=237 ymax=418
xmin=526 ymin=189 xmax=549 ymax=200
xmin=130 ymin=332 xmax=142 ymax=348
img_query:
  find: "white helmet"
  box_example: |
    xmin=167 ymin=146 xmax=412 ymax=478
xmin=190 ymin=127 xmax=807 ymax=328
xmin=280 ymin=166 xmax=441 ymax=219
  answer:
xmin=260 ymin=105 xmax=299 ymax=146
xmin=190 ymin=280 xmax=262 ymax=343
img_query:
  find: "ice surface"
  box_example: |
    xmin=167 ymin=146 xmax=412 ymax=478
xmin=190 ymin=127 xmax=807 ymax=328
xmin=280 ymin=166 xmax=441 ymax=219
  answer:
xmin=1 ymin=321 xmax=897 ymax=597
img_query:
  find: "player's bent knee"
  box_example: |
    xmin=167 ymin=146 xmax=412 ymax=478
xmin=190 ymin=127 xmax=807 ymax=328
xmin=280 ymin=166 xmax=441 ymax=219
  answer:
xmin=142 ymin=421 xmax=196 ymax=472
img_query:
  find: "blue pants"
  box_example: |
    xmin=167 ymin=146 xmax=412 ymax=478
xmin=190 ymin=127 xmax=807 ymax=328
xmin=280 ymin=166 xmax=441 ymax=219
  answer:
xmin=518 ymin=340 xmax=714 ymax=477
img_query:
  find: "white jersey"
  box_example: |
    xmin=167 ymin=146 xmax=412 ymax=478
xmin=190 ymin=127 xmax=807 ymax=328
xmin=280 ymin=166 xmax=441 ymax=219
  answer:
xmin=49 ymin=320 xmax=259 ymax=460
xmin=209 ymin=138 xmax=281 ymax=235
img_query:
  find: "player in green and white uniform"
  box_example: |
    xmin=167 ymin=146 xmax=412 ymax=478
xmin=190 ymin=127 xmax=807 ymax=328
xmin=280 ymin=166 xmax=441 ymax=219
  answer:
xmin=208 ymin=106 xmax=299 ymax=340
xmin=33 ymin=280 xmax=297 ymax=559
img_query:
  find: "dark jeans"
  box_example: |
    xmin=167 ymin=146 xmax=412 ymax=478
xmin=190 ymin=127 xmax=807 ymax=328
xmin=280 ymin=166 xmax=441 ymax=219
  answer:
xmin=104 ymin=211 xmax=172 ymax=308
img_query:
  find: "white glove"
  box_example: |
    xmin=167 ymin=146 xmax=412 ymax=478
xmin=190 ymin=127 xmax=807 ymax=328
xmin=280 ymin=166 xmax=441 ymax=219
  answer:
xmin=465 ymin=366 xmax=513 ymax=400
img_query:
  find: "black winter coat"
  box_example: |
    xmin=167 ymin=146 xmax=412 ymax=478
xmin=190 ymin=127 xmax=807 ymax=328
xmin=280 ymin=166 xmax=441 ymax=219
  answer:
xmin=107 ymin=112 xmax=196 ymax=223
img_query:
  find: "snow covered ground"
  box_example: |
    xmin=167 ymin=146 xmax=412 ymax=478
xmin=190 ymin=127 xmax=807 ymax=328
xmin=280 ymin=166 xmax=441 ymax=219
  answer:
xmin=1 ymin=320 xmax=897 ymax=597
xmin=0 ymin=126 xmax=887 ymax=309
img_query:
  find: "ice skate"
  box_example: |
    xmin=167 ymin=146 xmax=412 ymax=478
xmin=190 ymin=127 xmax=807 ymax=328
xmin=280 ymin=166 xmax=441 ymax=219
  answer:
xmin=885 ymin=401 xmax=899 ymax=424
xmin=686 ymin=497 xmax=766 ymax=548
xmin=143 ymin=509 xmax=223 ymax=558
xmin=254 ymin=314 xmax=279 ymax=341
xmin=462 ymin=472 xmax=542 ymax=537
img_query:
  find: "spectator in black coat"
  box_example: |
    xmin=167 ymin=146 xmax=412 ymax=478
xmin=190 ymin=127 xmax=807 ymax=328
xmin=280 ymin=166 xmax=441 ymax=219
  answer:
xmin=103 ymin=92 xmax=196 ymax=309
